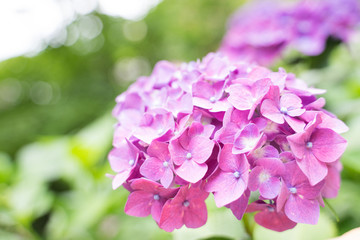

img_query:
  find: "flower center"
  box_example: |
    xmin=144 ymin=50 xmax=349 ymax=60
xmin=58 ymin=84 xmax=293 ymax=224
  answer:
xmin=289 ymin=187 xmax=297 ymax=194
xmin=128 ymin=159 xmax=135 ymax=166
xmin=233 ymin=171 xmax=241 ymax=178
xmin=163 ymin=161 xmax=169 ymax=167
xmin=183 ymin=200 xmax=190 ymax=207
xmin=306 ymin=142 xmax=313 ymax=149
xmin=280 ymin=107 xmax=288 ymax=114
xmin=153 ymin=194 xmax=160 ymax=200
xmin=186 ymin=152 xmax=192 ymax=159
xmin=209 ymin=96 xmax=216 ymax=103
xmin=259 ymin=171 xmax=270 ymax=183
xmin=267 ymin=206 xmax=275 ymax=212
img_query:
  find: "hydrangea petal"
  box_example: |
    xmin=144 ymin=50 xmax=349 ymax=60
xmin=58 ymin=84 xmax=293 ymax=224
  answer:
xmin=284 ymin=194 xmax=319 ymax=225
xmin=297 ymin=151 xmax=328 ymax=186
xmin=175 ymin=160 xmax=208 ymax=183
xmin=311 ymin=128 xmax=347 ymax=163
xmin=124 ymin=191 xmax=153 ymax=217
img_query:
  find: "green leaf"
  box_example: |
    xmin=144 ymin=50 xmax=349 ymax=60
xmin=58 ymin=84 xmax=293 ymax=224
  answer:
xmin=0 ymin=152 xmax=13 ymax=182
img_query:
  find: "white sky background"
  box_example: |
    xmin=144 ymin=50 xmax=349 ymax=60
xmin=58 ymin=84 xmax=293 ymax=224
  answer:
xmin=0 ymin=0 xmax=161 ymax=62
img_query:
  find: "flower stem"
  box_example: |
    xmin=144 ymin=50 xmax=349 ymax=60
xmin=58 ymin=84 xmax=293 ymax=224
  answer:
xmin=324 ymin=198 xmax=340 ymax=222
xmin=243 ymin=213 xmax=254 ymax=239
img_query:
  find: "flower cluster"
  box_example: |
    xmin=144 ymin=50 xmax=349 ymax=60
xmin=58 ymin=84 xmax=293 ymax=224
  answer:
xmin=220 ymin=0 xmax=360 ymax=65
xmin=108 ymin=53 xmax=348 ymax=232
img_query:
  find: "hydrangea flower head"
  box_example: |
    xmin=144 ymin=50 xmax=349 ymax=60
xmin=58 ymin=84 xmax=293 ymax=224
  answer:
xmin=108 ymin=52 xmax=348 ymax=232
xmin=220 ymin=0 xmax=360 ymax=65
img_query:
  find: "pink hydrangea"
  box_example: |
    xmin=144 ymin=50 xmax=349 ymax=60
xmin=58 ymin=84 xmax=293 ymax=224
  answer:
xmin=108 ymin=52 xmax=347 ymax=232
xmin=220 ymin=0 xmax=360 ymax=65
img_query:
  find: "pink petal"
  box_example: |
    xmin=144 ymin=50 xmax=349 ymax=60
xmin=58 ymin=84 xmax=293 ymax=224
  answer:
xmin=305 ymin=97 xmax=326 ymax=110
xmin=284 ymin=115 xmax=306 ymax=133
xmin=296 ymin=152 xmax=328 ymax=186
xmin=255 ymin=209 xmax=297 ymax=232
xmin=193 ymin=97 xmax=213 ymax=109
xmin=302 ymin=111 xmax=349 ymax=134
xmin=259 ymin=177 xmax=281 ymax=199
xmin=151 ymin=199 xmax=167 ymax=223
xmin=124 ymin=191 xmax=153 ymax=217
xmin=147 ymin=141 xmax=170 ymax=161
xmin=279 ymin=151 xmax=295 ymax=163
xmin=112 ymin=170 xmax=131 ymax=190
xmin=206 ymin=170 xmax=247 ymax=207
xmin=183 ymin=200 xmax=208 ymax=228
xmin=190 ymin=135 xmax=215 ymax=164
xmin=284 ymin=194 xmax=319 ymax=224
xmin=108 ymin=140 xmax=138 ymax=172
xmin=215 ymin=122 xmax=240 ymax=144
xmin=140 ymin=157 xmax=166 ymax=181
xmin=311 ymin=128 xmax=347 ymax=163
xmin=297 ymin=180 xmax=325 ymax=200
xmin=167 ymin=92 xmax=193 ymax=116
xmin=175 ymin=160 xmax=208 ymax=183
xmin=276 ymin=182 xmax=290 ymax=212
xmin=226 ymin=190 xmax=250 ymax=220
xmin=112 ymin=126 xmax=132 ymax=147
xmin=252 ymin=78 xmax=271 ymax=100
xmin=248 ymin=166 xmax=262 ymax=191
xmin=227 ymin=84 xmax=253 ymax=110
xmin=284 ymin=161 xmax=308 ymax=186
xmin=187 ymin=121 xmax=214 ymax=139
xmin=256 ymin=157 xmax=285 ymax=176
xmin=261 ymin=99 xmax=284 ymax=124
xmin=219 ymin=144 xmax=249 ymax=173
xmin=304 ymin=113 xmax=322 ymax=135
xmin=287 ymin=132 xmax=307 ymax=159
xmin=130 ymin=178 xmax=159 ymax=192
xmin=233 ymin=123 xmax=262 ymax=154
xmin=210 ymin=100 xmax=232 ymax=112
xmin=161 ymin=168 xmax=175 ymax=188
xmin=280 ymin=94 xmax=303 ymax=113
xmin=159 ymin=200 xmax=184 ymax=232
xmin=321 ymin=164 xmax=341 ymax=198
xmin=169 ymin=138 xmax=188 ymax=166
xmin=250 ymin=145 xmax=279 ymax=160
xmin=130 ymin=179 xmax=178 ymax=198
xmin=192 ymin=81 xmax=216 ymax=100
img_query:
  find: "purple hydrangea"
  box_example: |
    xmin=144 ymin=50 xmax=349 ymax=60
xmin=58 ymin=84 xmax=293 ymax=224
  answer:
xmin=220 ymin=0 xmax=360 ymax=65
xmin=108 ymin=52 xmax=347 ymax=232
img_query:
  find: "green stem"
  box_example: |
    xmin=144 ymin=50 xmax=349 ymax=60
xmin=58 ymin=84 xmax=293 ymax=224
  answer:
xmin=324 ymin=198 xmax=340 ymax=222
xmin=243 ymin=213 xmax=254 ymax=240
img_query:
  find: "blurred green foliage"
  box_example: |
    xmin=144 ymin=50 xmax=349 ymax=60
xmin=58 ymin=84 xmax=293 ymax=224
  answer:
xmin=0 ymin=0 xmax=360 ymax=239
